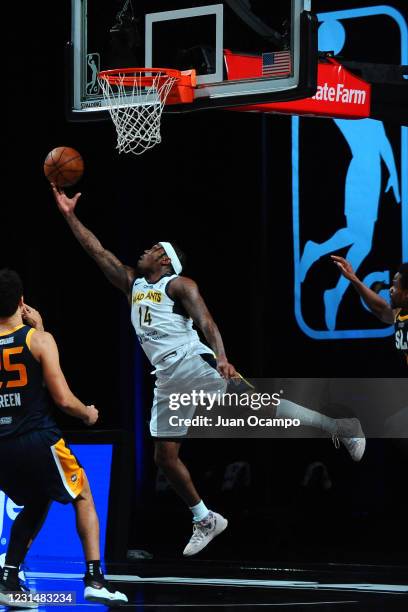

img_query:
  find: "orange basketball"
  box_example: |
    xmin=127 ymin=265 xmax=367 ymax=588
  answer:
xmin=44 ymin=147 xmax=84 ymax=187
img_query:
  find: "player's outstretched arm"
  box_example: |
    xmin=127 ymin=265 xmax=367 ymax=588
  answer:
xmin=168 ymin=277 xmax=237 ymax=379
xmin=331 ymin=255 xmax=395 ymax=324
xmin=30 ymin=330 xmax=98 ymax=426
xmin=51 ymin=183 xmax=135 ymax=297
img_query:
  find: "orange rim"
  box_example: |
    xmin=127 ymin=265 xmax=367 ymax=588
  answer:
xmin=98 ymin=67 xmax=181 ymax=87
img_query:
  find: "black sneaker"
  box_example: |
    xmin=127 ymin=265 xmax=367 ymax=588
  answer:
xmin=83 ymin=576 xmax=128 ymax=606
xmin=0 ymin=578 xmax=38 ymax=609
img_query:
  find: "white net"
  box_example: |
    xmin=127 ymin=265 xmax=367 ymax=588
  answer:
xmin=98 ymin=70 xmax=178 ymax=155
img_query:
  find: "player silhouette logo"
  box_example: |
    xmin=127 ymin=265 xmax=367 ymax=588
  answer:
xmin=299 ymin=19 xmax=401 ymax=331
xmin=86 ymin=53 xmax=101 ymax=95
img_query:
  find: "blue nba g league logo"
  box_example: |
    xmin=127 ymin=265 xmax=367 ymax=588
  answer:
xmin=292 ymin=5 xmax=408 ymax=339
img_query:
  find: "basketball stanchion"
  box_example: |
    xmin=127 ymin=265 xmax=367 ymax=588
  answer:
xmin=98 ymin=68 xmax=196 ymax=155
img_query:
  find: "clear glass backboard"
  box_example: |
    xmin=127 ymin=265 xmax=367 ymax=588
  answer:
xmin=68 ymin=0 xmax=317 ymax=119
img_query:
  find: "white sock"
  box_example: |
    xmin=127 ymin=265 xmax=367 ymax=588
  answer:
xmin=276 ymin=400 xmax=338 ymax=434
xmin=189 ymin=500 xmax=210 ymax=522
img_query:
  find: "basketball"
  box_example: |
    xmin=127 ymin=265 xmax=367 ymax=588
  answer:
xmin=43 ymin=146 xmax=84 ymax=187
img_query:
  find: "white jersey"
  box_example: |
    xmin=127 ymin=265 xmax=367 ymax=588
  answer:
xmin=131 ymin=274 xmax=211 ymax=366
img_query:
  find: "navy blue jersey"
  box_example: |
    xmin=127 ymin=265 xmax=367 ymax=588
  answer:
xmin=0 ymin=325 xmax=58 ymax=438
xmin=395 ymin=310 xmax=408 ymax=366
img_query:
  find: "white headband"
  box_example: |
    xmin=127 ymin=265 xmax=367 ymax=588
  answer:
xmin=159 ymin=242 xmax=182 ymax=274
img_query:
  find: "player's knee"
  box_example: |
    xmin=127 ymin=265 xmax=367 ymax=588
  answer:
xmin=74 ymin=471 xmax=94 ymax=505
xmin=154 ymin=444 xmax=177 ymax=470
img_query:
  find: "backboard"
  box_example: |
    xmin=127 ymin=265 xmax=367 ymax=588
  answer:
xmin=68 ymin=0 xmax=317 ymax=119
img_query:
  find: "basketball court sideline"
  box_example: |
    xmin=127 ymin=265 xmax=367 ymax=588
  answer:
xmin=2 ymin=558 xmax=407 ymax=610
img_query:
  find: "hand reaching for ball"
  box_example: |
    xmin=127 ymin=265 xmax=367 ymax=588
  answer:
xmin=45 ymin=146 xmax=84 ymax=215
xmin=51 ymin=183 xmax=82 ymax=216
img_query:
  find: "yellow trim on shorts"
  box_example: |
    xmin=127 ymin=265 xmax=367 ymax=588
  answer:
xmin=0 ymin=324 xmax=24 ymax=337
xmin=51 ymin=438 xmax=84 ymax=498
xmin=26 ymin=328 xmax=36 ymax=350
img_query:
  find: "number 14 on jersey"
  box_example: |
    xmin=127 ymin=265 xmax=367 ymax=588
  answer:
xmin=138 ymin=306 xmax=152 ymax=326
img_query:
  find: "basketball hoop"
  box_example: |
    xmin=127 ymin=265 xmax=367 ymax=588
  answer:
xmin=98 ymin=68 xmax=194 ymax=155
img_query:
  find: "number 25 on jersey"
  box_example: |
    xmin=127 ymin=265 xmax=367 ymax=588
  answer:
xmin=0 ymin=347 xmax=28 ymax=388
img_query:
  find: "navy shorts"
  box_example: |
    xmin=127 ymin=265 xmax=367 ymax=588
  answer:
xmin=0 ymin=429 xmax=84 ymax=506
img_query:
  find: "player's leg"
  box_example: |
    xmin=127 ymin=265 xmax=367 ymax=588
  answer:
xmin=276 ymin=398 xmax=365 ymax=461
xmin=73 ymin=472 xmax=100 ymax=560
xmin=154 ymin=439 xmax=217 ymax=527
xmin=73 ymin=472 xmax=127 ymax=606
xmin=36 ymin=434 xmax=126 ymax=606
xmin=0 ymin=433 xmax=52 ymax=607
xmin=154 ymin=439 xmax=201 ymax=506
xmin=152 ymin=358 xmax=212 ymax=511
xmin=154 ymin=439 xmax=228 ymax=556
xmin=0 ymin=497 xmax=50 ymax=608
xmin=153 ymin=353 xmax=229 ymax=556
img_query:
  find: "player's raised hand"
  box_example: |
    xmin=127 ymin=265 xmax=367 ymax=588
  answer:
xmin=22 ymin=303 xmax=44 ymax=331
xmin=51 ymin=182 xmax=82 ymax=216
xmin=331 ymin=255 xmax=357 ymax=281
xmin=83 ymin=405 xmax=99 ymax=426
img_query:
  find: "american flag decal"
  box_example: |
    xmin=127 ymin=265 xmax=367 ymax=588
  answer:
xmin=262 ymin=51 xmax=292 ymax=77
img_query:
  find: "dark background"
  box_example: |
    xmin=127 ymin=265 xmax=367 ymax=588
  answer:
xmin=3 ymin=0 xmax=407 ymax=563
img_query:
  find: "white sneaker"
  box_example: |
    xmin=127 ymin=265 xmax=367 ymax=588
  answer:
xmin=183 ymin=511 xmax=228 ymax=557
xmin=84 ymin=578 xmax=128 ymax=606
xmin=333 ymin=417 xmax=366 ymax=462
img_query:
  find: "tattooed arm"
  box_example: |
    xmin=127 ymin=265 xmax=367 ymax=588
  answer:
xmin=168 ymin=276 xmax=237 ymax=379
xmin=51 ymin=184 xmax=135 ymax=298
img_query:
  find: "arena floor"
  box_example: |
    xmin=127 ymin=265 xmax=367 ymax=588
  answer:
xmin=5 ymin=559 xmax=407 ymax=610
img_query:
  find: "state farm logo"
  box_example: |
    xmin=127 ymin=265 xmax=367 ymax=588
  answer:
xmin=0 ymin=491 xmax=23 ymax=547
xmin=312 ymin=82 xmax=367 ymax=105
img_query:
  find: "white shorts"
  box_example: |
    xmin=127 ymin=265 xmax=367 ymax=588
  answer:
xmin=150 ymin=346 xmax=227 ymax=438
